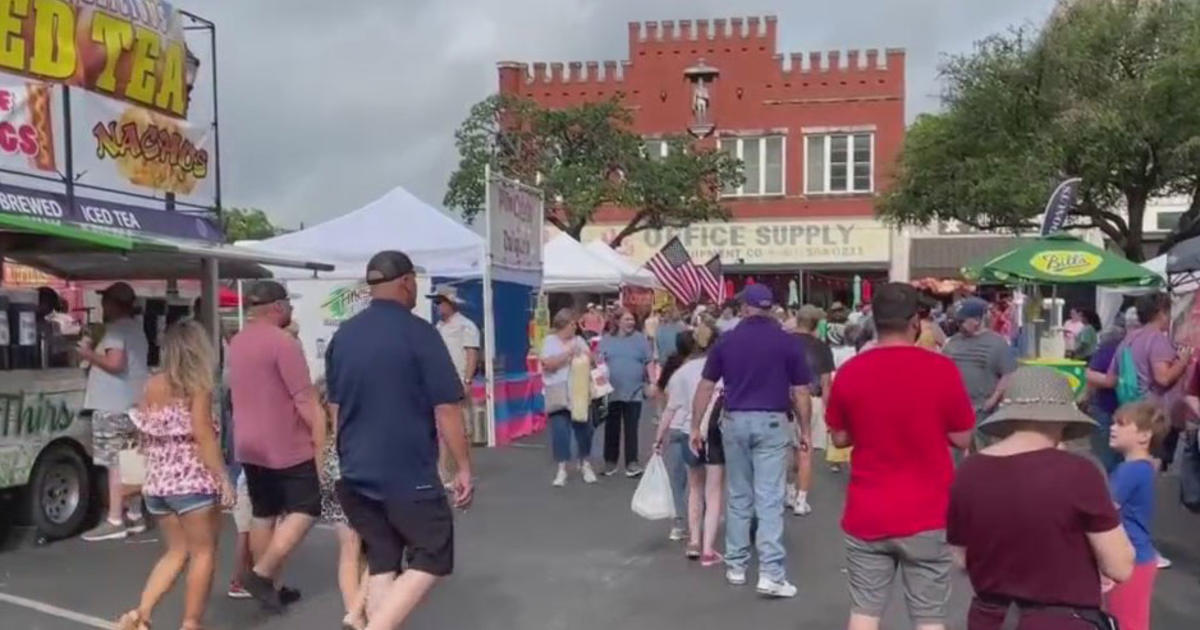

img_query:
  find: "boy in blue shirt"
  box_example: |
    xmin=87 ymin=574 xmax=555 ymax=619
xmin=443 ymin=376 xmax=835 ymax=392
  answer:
xmin=1104 ymin=402 xmax=1168 ymax=630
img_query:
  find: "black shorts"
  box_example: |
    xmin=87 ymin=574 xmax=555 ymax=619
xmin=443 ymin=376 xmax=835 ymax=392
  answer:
xmin=337 ymin=481 xmax=454 ymax=577
xmin=700 ymin=419 xmax=725 ymax=465
xmin=242 ymin=460 xmax=321 ymax=519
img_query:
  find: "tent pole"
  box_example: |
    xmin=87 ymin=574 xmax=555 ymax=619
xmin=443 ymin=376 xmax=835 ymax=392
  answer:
xmin=236 ymin=279 xmax=245 ymax=329
xmin=201 ymin=258 xmax=219 ymax=354
xmin=483 ymin=164 xmax=498 ymax=448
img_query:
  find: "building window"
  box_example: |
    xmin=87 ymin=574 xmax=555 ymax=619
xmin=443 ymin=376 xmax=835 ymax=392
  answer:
xmin=719 ymin=135 xmax=785 ymax=197
xmin=1157 ymin=211 xmax=1183 ymax=232
xmin=805 ymin=132 xmax=873 ymax=194
xmin=644 ymin=139 xmax=669 ymax=160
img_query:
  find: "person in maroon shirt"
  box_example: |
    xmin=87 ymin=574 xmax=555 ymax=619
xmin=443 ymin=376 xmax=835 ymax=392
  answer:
xmin=948 ymin=366 xmax=1135 ymax=630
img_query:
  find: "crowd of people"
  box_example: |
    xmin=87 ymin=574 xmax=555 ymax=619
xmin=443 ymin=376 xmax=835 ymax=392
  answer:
xmin=65 ymin=251 xmax=1196 ymax=630
xmin=545 ymin=283 xmax=1192 ymax=630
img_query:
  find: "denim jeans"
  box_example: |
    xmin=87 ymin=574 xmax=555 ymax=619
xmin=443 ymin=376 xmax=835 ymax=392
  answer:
xmin=722 ymin=411 xmax=791 ymax=581
xmin=665 ymin=429 xmax=699 ymax=519
xmin=550 ymin=410 xmax=593 ymax=463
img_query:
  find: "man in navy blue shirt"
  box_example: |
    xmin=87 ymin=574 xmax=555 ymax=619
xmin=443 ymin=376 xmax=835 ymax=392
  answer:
xmin=690 ymin=284 xmax=811 ymax=599
xmin=326 ymin=250 xmax=473 ymax=629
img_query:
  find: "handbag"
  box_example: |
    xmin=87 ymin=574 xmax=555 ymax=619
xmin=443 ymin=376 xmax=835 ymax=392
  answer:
xmin=118 ymin=448 xmax=146 ymax=486
xmin=545 ymin=382 xmax=569 ymax=414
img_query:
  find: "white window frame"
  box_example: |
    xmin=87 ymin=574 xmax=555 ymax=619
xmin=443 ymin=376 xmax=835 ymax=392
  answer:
xmin=804 ymin=132 xmax=875 ymax=195
xmin=719 ymin=135 xmax=786 ymax=198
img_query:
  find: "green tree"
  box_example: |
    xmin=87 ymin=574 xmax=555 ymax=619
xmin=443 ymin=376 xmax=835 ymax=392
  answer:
xmin=444 ymin=95 xmax=743 ymax=246
xmin=221 ymin=207 xmax=280 ymax=243
xmin=878 ymin=0 xmax=1200 ymax=261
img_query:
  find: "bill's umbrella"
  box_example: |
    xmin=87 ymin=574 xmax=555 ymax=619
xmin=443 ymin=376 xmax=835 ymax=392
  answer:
xmin=962 ymin=234 xmax=1161 ymax=287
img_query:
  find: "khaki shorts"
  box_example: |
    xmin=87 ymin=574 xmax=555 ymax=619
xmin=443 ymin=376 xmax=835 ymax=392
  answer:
xmin=844 ymin=529 xmax=952 ymax=624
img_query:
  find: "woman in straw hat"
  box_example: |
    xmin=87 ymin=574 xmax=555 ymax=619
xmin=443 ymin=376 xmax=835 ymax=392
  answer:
xmin=947 ymin=366 xmax=1135 ymax=629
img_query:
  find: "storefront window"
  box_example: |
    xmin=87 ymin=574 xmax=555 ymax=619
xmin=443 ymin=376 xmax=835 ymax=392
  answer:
xmin=805 ymin=132 xmax=873 ymax=194
xmin=719 ymin=135 xmax=785 ymax=197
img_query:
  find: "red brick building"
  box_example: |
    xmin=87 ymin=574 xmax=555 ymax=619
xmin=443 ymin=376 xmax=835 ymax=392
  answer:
xmin=498 ymin=16 xmax=904 ymax=304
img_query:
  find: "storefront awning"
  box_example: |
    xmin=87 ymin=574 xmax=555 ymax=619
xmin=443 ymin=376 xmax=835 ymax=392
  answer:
xmin=0 ymin=213 xmax=334 ymax=280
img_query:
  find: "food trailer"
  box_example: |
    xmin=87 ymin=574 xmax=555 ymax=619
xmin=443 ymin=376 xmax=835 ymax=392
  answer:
xmin=0 ymin=215 xmax=331 ymax=540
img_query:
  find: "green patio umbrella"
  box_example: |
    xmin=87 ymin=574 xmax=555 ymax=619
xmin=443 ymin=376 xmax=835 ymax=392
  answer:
xmin=962 ymin=234 xmax=1161 ymax=287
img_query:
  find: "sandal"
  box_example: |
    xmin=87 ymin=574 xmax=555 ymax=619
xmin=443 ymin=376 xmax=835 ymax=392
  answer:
xmin=116 ymin=610 xmax=150 ymax=630
xmin=685 ymin=543 xmax=702 ymax=559
xmin=342 ymin=614 xmax=366 ymax=630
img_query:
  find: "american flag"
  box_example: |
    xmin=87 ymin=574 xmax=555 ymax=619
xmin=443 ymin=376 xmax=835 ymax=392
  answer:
xmin=645 ymin=236 xmax=702 ymax=305
xmin=697 ymin=255 xmax=725 ymax=303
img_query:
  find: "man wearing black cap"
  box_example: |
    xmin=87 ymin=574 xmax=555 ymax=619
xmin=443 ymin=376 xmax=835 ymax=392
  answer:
xmin=228 ymin=280 xmax=327 ymax=611
xmin=80 ymin=281 xmax=151 ymax=541
xmin=326 ymin=250 xmax=472 ymax=629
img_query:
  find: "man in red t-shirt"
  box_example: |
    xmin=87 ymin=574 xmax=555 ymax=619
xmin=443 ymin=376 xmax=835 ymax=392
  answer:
xmin=825 ymin=283 xmax=975 ymax=630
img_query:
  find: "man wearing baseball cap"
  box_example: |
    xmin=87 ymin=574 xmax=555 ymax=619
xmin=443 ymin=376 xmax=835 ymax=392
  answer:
xmin=80 ymin=281 xmax=151 ymax=541
xmin=943 ymin=297 xmax=1017 ymax=450
xmin=228 ymin=280 xmax=328 ymax=611
xmin=326 ymin=250 xmax=472 ymax=629
xmin=690 ymin=283 xmax=812 ymax=598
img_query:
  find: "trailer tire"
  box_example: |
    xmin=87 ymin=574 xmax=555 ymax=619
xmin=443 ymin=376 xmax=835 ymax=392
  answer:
xmin=27 ymin=443 xmax=91 ymax=540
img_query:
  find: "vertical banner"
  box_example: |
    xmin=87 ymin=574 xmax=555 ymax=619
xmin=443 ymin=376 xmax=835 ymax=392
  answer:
xmin=76 ymin=92 xmax=214 ymax=200
xmin=1040 ymin=177 xmax=1082 ymax=236
xmin=0 ymin=77 xmax=56 ymax=173
xmin=486 ymin=174 xmax=544 ymax=284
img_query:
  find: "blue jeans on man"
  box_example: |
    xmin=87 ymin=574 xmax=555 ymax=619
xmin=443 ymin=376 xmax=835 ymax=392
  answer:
xmin=722 ymin=411 xmax=791 ymax=581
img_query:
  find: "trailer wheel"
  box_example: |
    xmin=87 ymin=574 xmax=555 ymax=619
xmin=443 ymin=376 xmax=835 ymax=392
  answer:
xmin=28 ymin=444 xmax=91 ymax=540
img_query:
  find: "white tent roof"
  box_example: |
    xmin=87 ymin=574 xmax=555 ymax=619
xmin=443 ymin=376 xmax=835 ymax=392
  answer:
xmin=248 ymin=186 xmax=484 ymax=279
xmin=543 ymin=232 xmax=623 ymax=293
xmin=584 ymin=240 xmax=659 ymax=289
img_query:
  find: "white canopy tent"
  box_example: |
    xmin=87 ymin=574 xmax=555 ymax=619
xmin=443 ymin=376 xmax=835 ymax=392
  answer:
xmin=248 ymin=186 xmax=484 ymax=280
xmin=583 ymin=240 xmax=659 ymax=289
xmin=1095 ymin=255 xmax=1184 ymax=326
xmin=543 ymin=232 xmax=623 ymax=293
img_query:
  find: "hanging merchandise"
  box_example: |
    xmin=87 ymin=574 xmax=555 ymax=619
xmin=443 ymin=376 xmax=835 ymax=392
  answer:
xmin=862 ymin=278 xmax=873 ymax=304
xmin=852 ymin=275 xmax=863 ymax=308
xmin=788 ymin=278 xmax=799 ymax=307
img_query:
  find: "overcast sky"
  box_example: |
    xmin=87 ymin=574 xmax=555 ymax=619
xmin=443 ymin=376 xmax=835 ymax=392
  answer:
xmin=175 ymin=0 xmax=1059 ymax=229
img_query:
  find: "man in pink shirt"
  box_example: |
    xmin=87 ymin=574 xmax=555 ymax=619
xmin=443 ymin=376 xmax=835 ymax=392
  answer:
xmin=228 ymin=280 xmax=327 ymax=612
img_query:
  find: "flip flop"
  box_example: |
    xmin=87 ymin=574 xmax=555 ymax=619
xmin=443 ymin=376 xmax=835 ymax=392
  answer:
xmin=116 ymin=610 xmax=150 ymax=630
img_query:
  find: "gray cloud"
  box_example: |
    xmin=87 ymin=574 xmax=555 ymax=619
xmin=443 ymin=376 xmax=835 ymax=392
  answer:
xmin=176 ymin=0 xmax=1058 ymax=229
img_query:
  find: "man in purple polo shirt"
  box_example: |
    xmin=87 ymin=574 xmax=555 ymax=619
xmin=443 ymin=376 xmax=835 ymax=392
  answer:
xmin=691 ymin=284 xmax=812 ymax=598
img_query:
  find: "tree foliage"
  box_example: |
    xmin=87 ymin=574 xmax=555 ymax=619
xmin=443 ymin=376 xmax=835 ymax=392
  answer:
xmin=221 ymin=207 xmax=280 ymax=243
xmin=444 ymin=95 xmax=743 ymax=245
xmin=878 ymin=0 xmax=1200 ymax=260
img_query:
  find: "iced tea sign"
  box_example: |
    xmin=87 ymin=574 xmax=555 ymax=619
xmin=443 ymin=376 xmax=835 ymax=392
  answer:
xmin=487 ymin=173 xmax=542 ymax=277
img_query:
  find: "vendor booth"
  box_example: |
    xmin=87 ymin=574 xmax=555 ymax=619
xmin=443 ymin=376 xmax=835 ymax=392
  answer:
xmin=543 ymin=232 xmax=623 ymax=293
xmin=0 ymin=213 xmax=330 ymax=540
xmin=583 ymin=240 xmax=659 ymax=289
xmin=964 ymin=233 xmax=1162 ymax=392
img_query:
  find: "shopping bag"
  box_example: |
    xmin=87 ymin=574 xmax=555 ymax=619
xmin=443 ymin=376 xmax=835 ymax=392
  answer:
xmin=630 ymin=454 xmax=675 ymax=520
xmin=590 ymin=364 xmax=614 ymax=399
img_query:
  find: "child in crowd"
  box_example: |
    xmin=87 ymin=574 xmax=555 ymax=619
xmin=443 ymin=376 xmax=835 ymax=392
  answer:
xmin=315 ymin=378 xmax=369 ymax=630
xmin=1105 ymin=402 xmax=1168 ymax=630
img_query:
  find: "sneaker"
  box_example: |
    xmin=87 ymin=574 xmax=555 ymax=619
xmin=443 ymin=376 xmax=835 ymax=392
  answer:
xmin=725 ymin=567 xmax=747 ymax=586
xmin=785 ymin=484 xmax=797 ymax=508
xmin=125 ymin=515 xmax=147 ymax=534
xmin=552 ymin=468 xmax=567 ymax=487
xmin=668 ymin=527 xmax=686 ymax=541
xmin=602 ymin=465 xmax=620 ymax=477
xmin=81 ymin=519 xmax=127 ymax=542
xmin=624 ymin=464 xmax=644 ymax=478
xmin=278 ymin=586 xmax=301 ymax=606
xmin=700 ymin=552 xmax=724 ymax=567
xmin=793 ymin=499 xmax=813 ymax=516
xmin=227 ymin=580 xmax=251 ymax=599
xmin=241 ymin=570 xmax=283 ymax=613
xmin=756 ymin=576 xmax=798 ymax=598
xmin=581 ymin=461 xmax=598 ymax=484
xmin=1157 ymin=554 xmax=1172 ymax=570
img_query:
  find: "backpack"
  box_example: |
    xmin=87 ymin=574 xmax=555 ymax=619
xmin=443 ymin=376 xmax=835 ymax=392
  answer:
xmin=1115 ymin=346 xmax=1143 ymax=405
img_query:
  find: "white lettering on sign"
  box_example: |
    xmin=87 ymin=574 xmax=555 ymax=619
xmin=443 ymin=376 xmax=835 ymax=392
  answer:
xmin=0 ymin=192 xmax=64 ymax=218
xmin=582 ymin=219 xmax=891 ymax=266
xmin=80 ymin=205 xmax=144 ymax=230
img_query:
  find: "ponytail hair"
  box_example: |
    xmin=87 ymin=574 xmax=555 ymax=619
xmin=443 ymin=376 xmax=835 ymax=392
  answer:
xmin=657 ymin=330 xmax=697 ymax=390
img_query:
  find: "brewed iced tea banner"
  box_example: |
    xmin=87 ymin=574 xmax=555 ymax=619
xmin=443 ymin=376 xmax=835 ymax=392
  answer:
xmin=0 ymin=76 xmax=55 ymax=172
xmin=0 ymin=0 xmax=192 ymax=118
xmin=78 ymin=89 xmax=212 ymax=197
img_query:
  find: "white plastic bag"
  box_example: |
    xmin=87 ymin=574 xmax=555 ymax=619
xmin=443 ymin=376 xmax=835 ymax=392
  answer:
xmin=630 ymin=454 xmax=675 ymax=520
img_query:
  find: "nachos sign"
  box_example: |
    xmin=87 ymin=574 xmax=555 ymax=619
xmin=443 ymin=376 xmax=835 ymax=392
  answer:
xmin=0 ymin=0 xmax=192 ymax=118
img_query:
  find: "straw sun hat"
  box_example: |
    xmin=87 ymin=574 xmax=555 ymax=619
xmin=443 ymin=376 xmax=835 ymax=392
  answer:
xmin=978 ymin=366 xmax=1096 ymax=441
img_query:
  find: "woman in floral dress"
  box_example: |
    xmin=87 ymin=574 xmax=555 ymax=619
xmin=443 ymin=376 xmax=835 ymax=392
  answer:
xmin=316 ymin=380 xmax=368 ymax=630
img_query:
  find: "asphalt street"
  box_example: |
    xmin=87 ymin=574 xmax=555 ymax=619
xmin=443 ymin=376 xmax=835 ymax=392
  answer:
xmin=1 ymin=423 xmax=1198 ymax=630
